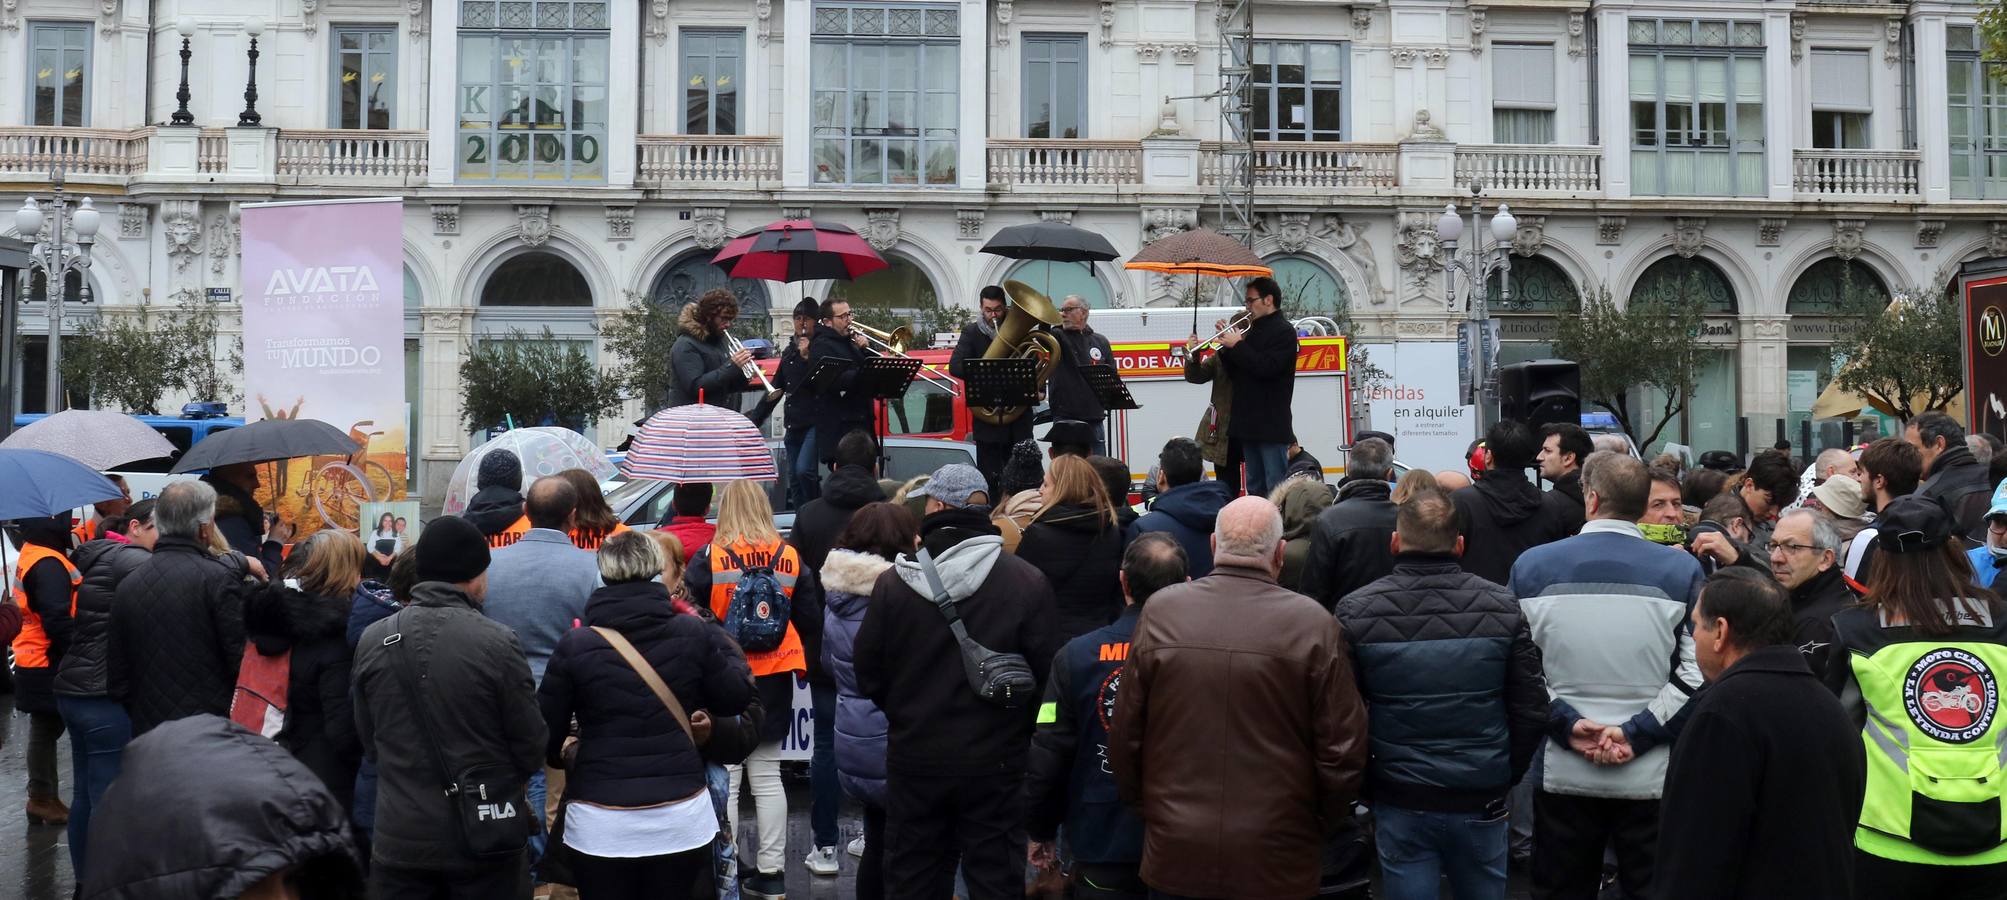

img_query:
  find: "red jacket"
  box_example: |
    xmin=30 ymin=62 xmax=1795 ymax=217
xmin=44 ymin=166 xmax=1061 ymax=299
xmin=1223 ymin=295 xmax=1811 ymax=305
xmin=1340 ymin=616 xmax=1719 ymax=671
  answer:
xmin=658 ymin=517 xmax=715 ymax=564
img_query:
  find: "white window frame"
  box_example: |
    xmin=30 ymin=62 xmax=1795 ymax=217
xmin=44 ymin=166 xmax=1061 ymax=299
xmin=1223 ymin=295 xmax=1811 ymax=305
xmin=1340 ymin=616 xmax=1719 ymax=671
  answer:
xmin=26 ymin=21 xmax=91 ymax=127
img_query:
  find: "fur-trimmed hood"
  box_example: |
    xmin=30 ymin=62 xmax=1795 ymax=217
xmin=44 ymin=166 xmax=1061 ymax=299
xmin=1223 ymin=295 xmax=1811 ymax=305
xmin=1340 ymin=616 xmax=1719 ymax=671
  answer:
xmin=678 ymin=302 xmax=711 ymax=340
xmin=821 ymin=548 xmax=896 ymax=598
xmin=245 ymin=582 xmax=350 ymax=656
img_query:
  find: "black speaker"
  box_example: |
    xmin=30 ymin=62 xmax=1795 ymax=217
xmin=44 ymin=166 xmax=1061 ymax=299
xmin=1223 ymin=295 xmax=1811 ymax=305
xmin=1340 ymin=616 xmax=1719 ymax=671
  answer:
xmin=1498 ymin=359 xmax=1581 ymax=428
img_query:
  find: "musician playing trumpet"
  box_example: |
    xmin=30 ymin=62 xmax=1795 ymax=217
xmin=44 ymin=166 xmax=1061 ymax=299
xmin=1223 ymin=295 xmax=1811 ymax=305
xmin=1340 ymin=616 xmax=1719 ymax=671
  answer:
xmin=665 ymin=288 xmax=754 ymax=409
xmin=1208 ymin=276 xmax=1298 ymax=496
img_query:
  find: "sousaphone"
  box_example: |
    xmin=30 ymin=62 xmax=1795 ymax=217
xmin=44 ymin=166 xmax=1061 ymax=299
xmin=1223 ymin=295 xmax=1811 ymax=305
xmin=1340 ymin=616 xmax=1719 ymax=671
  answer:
xmin=971 ymin=281 xmax=1066 ymax=426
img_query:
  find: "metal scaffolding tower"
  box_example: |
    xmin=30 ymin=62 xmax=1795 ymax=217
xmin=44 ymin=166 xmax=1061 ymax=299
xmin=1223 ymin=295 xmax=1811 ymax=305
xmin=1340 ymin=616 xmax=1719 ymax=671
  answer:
xmin=1214 ymin=0 xmax=1256 ymax=246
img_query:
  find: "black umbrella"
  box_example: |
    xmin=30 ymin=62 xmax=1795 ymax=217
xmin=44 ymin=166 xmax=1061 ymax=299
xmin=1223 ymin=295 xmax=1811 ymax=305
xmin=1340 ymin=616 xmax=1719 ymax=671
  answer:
xmin=980 ymin=222 xmax=1121 ymax=263
xmin=170 ymin=418 xmax=361 ymax=473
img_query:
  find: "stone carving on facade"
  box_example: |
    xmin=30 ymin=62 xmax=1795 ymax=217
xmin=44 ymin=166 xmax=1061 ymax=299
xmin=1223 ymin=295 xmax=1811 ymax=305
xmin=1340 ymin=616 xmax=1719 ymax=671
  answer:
xmin=2 ymin=0 xmax=19 ymax=32
xmin=99 ymin=0 xmax=119 ymax=36
xmin=1405 ymin=109 xmax=1446 ymax=141
xmin=1469 ymin=9 xmax=1487 ymax=56
xmin=1390 ymin=46 xmax=1418 ymax=67
xmin=1916 ymin=219 xmax=1946 ymax=249
xmin=1423 ymin=47 xmax=1450 ymax=68
xmin=1147 ymin=272 xmax=1187 ymax=307
xmin=1510 ymin=214 xmax=1546 ymax=258
xmin=1749 ymin=319 xmax=1787 ymax=340
xmin=647 ymin=0 xmax=668 ymax=43
xmin=691 ymin=207 xmax=729 ymax=249
xmin=1990 ymin=223 xmax=2007 ymax=259
xmin=1885 ymin=18 xmax=1902 ymax=65
xmin=1352 ymin=5 xmax=1372 ymax=35
xmin=756 ymin=0 xmax=772 ymax=46
xmin=1669 ymin=217 xmax=1708 ymax=258
xmin=117 ymin=203 xmax=148 ymax=241
xmin=957 ymin=209 xmax=985 ymax=239
xmin=1328 ymin=217 xmax=1387 ymax=306
xmin=993 ymin=0 xmax=1011 ymax=45
xmin=1790 ymin=14 xmax=1806 ymax=63
xmin=1101 ymin=1 xmax=1115 ymax=46
xmin=408 ymin=0 xmax=426 ymax=37
xmin=1259 ymin=212 xmax=1317 ymax=254
xmin=162 ymin=200 xmax=203 ymax=274
xmin=782 ymin=206 xmax=811 ymax=221
xmin=605 ymin=205 xmax=635 ymax=241
xmin=1596 ymin=215 xmax=1626 ymax=246
xmin=1831 ymin=219 xmax=1867 ymax=261
xmin=1136 ymin=43 xmax=1163 ymax=61
xmin=1395 ymin=211 xmax=1445 ymax=305
xmin=1756 ymin=217 xmax=1787 ymax=247
xmin=1039 ymin=209 xmax=1075 ymax=225
xmin=430 ymin=202 xmax=459 ymax=236
xmin=1143 ymin=208 xmax=1196 ymax=243
xmin=1395 ymin=318 xmax=1449 ymax=337
xmin=301 ymin=0 xmax=319 ymax=36
xmin=1567 ymin=13 xmax=1585 ymax=59
xmin=208 ymin=204 xmax=240 ymax=277
xmin=1172 ymin=44 xmax=1200 ymax=62
xmin=516 ymin=204 xmax=553 ymax=247
xmin=863 ymin=209 xmax=902 ymax=252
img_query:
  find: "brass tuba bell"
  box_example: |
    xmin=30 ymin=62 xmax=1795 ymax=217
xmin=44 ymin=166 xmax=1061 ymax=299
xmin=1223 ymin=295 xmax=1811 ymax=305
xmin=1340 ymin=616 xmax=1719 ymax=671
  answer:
xmin=971 ymin=280 xmax=1065 ymax=426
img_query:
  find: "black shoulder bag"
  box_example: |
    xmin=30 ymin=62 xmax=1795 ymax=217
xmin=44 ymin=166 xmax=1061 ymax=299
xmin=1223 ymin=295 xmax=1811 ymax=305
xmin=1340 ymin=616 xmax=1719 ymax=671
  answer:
xmin=382 ymin=611 xmax=538 ymax=859
xmin=917 ymin=547 xmax=1037 ymax=708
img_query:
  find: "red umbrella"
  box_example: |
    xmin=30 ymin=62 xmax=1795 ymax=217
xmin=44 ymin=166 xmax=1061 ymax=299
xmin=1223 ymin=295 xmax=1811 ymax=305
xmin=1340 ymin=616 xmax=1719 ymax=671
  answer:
xmin=711 ymin=219 xmax=888 ymax=283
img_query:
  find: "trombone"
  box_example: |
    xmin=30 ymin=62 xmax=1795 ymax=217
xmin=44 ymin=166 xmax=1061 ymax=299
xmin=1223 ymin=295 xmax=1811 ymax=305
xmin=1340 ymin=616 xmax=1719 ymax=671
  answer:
xmin=851 ymin=322 xmax=962 ymax=395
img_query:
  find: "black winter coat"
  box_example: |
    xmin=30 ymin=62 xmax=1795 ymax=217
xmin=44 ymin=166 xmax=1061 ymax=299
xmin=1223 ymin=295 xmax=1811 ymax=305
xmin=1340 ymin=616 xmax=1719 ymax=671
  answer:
xmin=1547 ymin=472 xmax=1586 ymax=536
xmin=539 ymin=580 xmax=753 ymax=807
xmin=1452 ymin=470 xmax=1571 ymax=586
xmin=808 ymin=323 xmax=875 ymax=461
xmin=353 ymin=582 xmax=546 ymax=873
xmin=1334 ymin=554 xmax=1546 ymax=812
xmin=56 ymin=539 xmax=150 ymax=700
xmin=109 ymin=536 xmax=250 ymax=734
xmin=1126 ymin=480 xmax=1232 ymax=577
xmin=1787 ymin=566 xmax=1854 ymax=678
xmin=948 ymin=322 xmax=1035 ymax=445
xmin=791 ymin=465 xmax=886 ymax=573
xmin=775 ymin=332 xmax=819 ymax=432
xmin=1017 ymin=503 xmax=1126 ymax=642
xmin=11 ymin=519 xmax=76 ymax=713
xmin=464 ymin=485 xmax=525 ymax=538
xmin=665 ymin=302 xmax=751 ymax=409
xmin=203 ymin=475 xmax=283 ymax=575
xmin=243 ymin=582 xmax=361 ymax=812
xmin=1917 ymin=444 xmax=1993 ymax=542
xmin=78 ymin=714 xmax=362 ymax=900
xmin=1047 ymin=326 xmax=1117 ymax=425
xmin=1654 ymin=646 xmax=1864 ymax=900
xmin=855 ymin=507 xmax=1062 ymax=777
xmin=1300 ymin=478 xmax=1399 ymax=611
xmin=1218 ymin=312 xmax=1298 ymax=444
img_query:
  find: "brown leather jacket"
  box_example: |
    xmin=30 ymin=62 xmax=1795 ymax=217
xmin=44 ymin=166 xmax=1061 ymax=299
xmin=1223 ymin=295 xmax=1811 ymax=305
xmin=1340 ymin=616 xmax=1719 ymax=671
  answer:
xmin=1110 ymin=562 xmax=1369 ymax=899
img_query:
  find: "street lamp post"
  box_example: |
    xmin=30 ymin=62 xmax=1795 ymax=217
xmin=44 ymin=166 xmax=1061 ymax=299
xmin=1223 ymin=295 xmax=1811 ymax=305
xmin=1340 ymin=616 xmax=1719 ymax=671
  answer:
xmin=171 ymin=16 xmax=197 ymax=126
xmin=14 ymin=169 xmax=100 ymax=413
xmin=1435 ymin=185 xmax=1518 ymax=429
xmin=239 ymin=17 xmax=265 ymax=127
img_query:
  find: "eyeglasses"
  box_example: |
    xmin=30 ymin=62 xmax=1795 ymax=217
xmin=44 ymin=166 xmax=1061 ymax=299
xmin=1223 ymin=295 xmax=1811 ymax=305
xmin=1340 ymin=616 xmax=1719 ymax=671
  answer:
xmin=1766 ymin=541 xmax=1821 ymax=555
xmin=830 ymin=311 xmax=853 ymax=320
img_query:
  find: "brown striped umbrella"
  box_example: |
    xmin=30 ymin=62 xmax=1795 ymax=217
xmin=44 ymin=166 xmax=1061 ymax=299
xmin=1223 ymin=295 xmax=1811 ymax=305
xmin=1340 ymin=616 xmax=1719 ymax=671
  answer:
xmin=1123 ymin=228 xmax=1271 ymax=331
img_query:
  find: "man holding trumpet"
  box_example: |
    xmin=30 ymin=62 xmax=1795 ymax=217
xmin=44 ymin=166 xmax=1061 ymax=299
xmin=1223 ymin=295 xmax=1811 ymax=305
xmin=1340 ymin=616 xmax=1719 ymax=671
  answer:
xmin=1196 ymin=276 xmax=1298 ymax=497
xmin=665 ymin=288 xmax=755 ymax=409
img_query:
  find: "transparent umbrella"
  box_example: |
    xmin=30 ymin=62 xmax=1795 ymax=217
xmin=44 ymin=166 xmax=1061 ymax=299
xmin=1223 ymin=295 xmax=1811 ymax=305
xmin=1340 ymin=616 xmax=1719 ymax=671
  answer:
xmin=442 ymin=426 xmax=618 ymax=515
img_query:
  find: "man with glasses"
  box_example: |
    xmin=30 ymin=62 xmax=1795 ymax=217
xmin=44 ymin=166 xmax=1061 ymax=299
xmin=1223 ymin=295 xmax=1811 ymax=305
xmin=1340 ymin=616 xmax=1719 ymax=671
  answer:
xmin=1766 ymin=509 xmax=1853 ymax=676
xmin=950 ymin=285 xmax=1034 ymax=492
xmin=809 ymin=298 xmax=875 ymax=472
xmin=1047 ymin=295 xmax=1119 ymax=457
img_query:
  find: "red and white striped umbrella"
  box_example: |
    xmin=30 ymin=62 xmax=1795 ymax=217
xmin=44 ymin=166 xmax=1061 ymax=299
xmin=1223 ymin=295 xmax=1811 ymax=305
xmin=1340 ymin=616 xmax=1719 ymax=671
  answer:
xmin=621 ymin=403 xmax=777 ymax=482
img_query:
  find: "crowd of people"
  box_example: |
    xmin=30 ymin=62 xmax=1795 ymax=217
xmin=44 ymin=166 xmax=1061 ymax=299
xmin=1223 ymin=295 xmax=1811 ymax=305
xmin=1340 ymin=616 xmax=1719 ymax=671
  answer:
xmin=13 ymin=312 xmax=2007 ymax=900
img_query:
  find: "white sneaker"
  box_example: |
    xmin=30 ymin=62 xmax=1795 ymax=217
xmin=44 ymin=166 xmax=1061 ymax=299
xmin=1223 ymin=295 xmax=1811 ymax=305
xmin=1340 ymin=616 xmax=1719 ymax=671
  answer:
xmin=805 ymin=845 xmax=840 ymax=876
xmin=847 ymin=835 xmax=866 ymax=858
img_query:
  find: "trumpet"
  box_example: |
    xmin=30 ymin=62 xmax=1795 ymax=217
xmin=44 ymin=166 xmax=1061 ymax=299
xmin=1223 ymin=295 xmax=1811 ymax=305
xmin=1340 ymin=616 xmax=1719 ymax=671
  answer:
xmin=852 ymin=322 xmax=960 ymax=395
xmin=726 ymin=331 xmax=782 ymax=401
xmin=1188 ymin=311 xmax=1254 ymax=352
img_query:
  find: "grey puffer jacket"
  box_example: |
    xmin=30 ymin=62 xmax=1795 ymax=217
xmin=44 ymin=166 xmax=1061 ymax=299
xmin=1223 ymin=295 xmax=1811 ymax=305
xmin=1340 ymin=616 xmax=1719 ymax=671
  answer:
xmin=821 ymin=549 xmax=896 ymax=807
xmin=55 ymin=538 xmax=150 ymax=700
xmin=665 ymin=302 xmax=750 ymax=409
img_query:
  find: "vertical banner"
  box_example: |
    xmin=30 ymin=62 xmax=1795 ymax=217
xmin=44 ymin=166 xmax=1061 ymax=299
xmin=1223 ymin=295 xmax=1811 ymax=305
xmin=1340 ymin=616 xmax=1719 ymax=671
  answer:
xmin=1365 ymin=341 xmax=1478 ymax=475
xmin=239 ymin=198 xmax=407 ymax=534
xmin=1965 ymin=271 xmax=2007 ymax=445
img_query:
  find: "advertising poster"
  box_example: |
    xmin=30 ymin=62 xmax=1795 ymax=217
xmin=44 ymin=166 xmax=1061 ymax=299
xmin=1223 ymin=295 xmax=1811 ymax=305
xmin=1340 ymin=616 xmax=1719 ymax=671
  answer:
xmin=239 ymin=198 xmax=407 ymax=534
xmin=1965 ymin=271 xmax=2007 ymax=444
xmin=1363 ymin=341 xmax=1477 ymax=475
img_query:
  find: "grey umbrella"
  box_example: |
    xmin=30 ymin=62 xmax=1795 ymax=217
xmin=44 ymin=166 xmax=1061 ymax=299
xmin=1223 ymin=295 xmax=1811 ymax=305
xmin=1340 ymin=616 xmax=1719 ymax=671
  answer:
xmin=170 ymin=418 xmax=360 ymax=473
xmin=0 ymin=409 xmax=179 ymax=471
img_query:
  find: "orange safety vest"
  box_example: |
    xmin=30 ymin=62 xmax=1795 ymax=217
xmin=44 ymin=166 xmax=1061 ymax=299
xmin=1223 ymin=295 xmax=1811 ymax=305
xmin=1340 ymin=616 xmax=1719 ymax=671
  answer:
xmin=70 ymin=519 xmax=97 ymax=546
xmin=10 ymin=545 xmax=81 ymax=670
xmin=569 ymin=522 xmax=632 ymax=551
xmin=486 ymin=515 xmax=532 ymax=549
xmin=705 ymin=539 xmax=806 ymax=677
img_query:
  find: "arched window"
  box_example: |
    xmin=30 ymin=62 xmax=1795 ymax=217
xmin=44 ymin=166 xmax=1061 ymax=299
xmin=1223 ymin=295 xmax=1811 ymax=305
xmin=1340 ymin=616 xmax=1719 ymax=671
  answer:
xmin=827 ymin=255 xmax=939 ymax=314
xmin=1632 ymin=256 xmax=1736 ymax=314
xmin=1265 ymin=255 xmax=1348 ymax=316
xmin=1788 ymin=257 xmax=1887 ymax=315
xmin=24 ymin=268 xmax=90 ymax=304
xmin=479 ymin=251 xmax=592 ymax=306
xmin=1485 ymin=255 xmax=1578 ymax=313
xmin=650 ymin=251 xmax=772 ymax=323
xmin=1003 ymin=260 xmax=1108 ymax=308
xmin=403 ymin=265 xmax=422 ymax=309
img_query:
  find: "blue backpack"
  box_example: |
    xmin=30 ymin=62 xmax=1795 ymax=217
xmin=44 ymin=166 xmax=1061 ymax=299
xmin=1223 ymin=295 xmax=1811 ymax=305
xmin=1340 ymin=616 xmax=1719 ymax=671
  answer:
xmin=719 ymin=545 xmax=790 ymax=653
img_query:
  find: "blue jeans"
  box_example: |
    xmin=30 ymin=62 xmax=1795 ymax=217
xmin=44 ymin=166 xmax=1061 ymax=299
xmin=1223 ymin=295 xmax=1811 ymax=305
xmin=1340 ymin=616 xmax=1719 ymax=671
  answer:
xmin=1373 ymin=803 xmax=1509 ymax=900
xmin=708 ymin=762 xmax=740 ymax=900
xmin=1241 ymin=441 xmax=1290 ymax=497
xmin=786 ymin=428 xmax=821 ymax=509
xmin=811 ymin=680 xmax=838 ymax=848
xmin=57 ymin=696 xmax=131 ymax=877
xmin=527 ymin=769 xmax=548 ymax=877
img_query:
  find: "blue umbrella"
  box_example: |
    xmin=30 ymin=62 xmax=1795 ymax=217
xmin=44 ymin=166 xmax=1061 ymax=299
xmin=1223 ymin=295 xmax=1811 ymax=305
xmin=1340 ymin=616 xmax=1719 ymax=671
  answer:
xmin=0 ymin=447 xmax=125 ymax=521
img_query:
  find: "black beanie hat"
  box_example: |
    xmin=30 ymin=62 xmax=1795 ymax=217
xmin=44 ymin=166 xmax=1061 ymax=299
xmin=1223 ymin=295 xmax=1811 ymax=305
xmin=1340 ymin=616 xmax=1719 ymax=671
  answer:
xmin=1000 ymin=439 xmax=1045 ymax=495
xmin=477 ymin=449 xmax=523 ymax=492
xmin=416 ymin=515 xmax=491 ymax=583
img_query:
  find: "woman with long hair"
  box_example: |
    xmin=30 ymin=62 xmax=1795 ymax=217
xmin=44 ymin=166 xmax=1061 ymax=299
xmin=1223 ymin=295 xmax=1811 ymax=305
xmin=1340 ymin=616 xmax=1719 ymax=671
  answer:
xmin=559 ymin=468 xmax=630 ymax=551
xmin=365 ymin=512 xmax=398 ymax=578
xmin=1827 ymin=496 xmax=2007 ymax=896
xmin=540 ymin=532 xmax=754 ymax=900
xmin=682 ymin=479 xmax=817 ymax=900
xmin=819 ymin=503 xmax=919 ymax=900
xmin=1016 ymin=455 xmax=1125 ymax=641
xmin=246 ymin=530 xmax=369 ymax=815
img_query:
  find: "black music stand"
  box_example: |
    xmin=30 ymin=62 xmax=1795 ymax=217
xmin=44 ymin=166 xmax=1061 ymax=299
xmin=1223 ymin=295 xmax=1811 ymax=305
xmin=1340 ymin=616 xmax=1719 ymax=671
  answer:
xmin=859 ymin=356 xmax=923 ymax=472
xmin=1080 ymin=363 xmax=1139 ymax=411
xmin=962 ymin=358 xmax=1041 ymax=413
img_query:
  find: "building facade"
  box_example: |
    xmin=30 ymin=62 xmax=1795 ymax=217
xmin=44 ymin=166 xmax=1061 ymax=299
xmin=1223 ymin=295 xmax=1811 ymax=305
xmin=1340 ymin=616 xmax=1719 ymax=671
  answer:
xmin=0 ymin=0 xmax=1993 ymax=496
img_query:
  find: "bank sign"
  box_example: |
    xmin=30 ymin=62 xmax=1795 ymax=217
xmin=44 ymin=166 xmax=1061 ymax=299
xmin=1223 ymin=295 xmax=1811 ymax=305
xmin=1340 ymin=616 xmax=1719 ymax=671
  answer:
xmin=1108 ymin=336 xmax=1349 ymax=378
